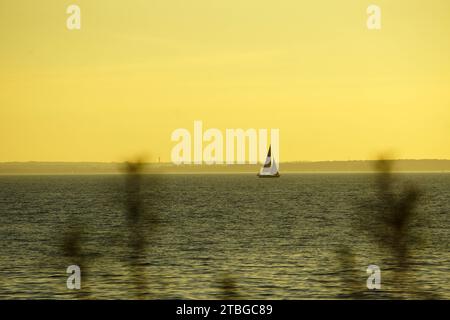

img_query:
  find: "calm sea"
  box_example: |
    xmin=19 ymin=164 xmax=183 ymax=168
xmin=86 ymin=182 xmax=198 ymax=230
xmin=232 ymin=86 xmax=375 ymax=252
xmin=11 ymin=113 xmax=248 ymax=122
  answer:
xmin=0 ymin=173 xmax=449 ymax=299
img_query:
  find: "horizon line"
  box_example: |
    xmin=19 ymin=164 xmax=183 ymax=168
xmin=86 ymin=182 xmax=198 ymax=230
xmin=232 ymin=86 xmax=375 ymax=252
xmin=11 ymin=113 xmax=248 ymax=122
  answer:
xmin=1 ymin=159 xmax=450 ymax=164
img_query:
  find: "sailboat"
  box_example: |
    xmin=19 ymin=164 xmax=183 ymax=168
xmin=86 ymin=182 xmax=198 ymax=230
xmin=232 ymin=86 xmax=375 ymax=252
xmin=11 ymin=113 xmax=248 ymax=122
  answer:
xmin=257 ymin=145 xmax=280 ymax=178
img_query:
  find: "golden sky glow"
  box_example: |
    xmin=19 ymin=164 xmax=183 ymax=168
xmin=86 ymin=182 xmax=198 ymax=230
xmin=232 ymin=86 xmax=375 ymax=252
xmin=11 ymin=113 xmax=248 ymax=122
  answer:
xmin=1 ymin=0 xmax=449 ymax=162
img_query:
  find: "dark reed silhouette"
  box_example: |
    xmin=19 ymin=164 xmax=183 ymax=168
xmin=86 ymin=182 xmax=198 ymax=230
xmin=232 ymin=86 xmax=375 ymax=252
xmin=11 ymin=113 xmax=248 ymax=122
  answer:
xmin=123 ymin=158 xmax=151 ymax=298
xmin=344 ymin=157 xmax=439 ymax=299
xmin=61 ymin=226 xmax=90 ymax=298
xmin=335 ymin=246 xmax=365 ymax=299
xmin=371 ymin=159 xmax=421 ymax=266
xmin=217 ymin=273 xmax=240 ymax=299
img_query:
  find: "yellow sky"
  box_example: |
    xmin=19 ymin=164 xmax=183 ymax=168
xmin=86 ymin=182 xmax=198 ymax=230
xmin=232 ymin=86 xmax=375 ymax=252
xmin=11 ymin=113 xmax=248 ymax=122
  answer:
xmin=1 ymin=0 xmax=449 ymax=162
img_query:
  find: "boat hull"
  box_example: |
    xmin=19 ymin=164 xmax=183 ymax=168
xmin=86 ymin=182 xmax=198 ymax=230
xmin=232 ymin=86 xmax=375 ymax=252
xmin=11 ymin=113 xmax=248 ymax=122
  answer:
xmin=257 ymin=173 xmax=280 ymax=178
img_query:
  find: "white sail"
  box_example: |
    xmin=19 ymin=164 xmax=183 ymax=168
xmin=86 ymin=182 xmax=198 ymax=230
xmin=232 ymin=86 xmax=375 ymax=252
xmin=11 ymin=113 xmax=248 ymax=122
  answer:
xmin=270 ymin=157 xmax=278 ymax=175
xmin=258 ymin=145 xmax=279 ymax=177
xmin=263 ymin=153 xmax=271 ymax=167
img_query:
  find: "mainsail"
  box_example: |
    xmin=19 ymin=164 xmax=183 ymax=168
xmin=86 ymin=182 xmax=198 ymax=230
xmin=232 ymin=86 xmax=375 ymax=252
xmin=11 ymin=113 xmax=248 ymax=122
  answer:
xmin=258 ymin=145 xmax=280 ymax=177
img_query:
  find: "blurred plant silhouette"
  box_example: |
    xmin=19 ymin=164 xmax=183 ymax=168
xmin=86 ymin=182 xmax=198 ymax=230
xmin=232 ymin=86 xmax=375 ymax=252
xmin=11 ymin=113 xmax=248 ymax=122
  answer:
xmin=62 ymin=226 xmax=90 ymax=298
xmin=369 ymin=159 xmax=421 ymax=267
xmin=60 ymin=156 xmax=161 ymax=299
xmin=122 ymin=157 xmax=155 ymax=298
xmin=217 ymin=273 xmax=240 ymax=299
xmin=341 ymin=156 xmax=438 ymax=299
xmin=335 ymin=246 xmax=364 ymax=299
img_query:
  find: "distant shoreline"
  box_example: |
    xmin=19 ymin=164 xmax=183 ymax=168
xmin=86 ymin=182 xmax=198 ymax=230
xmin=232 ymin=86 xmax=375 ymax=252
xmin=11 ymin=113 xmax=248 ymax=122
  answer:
xmin=1 ymin=172 xmax=449 ymax=176
xmin=0 ymin=160 xmax=449 ymax=175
